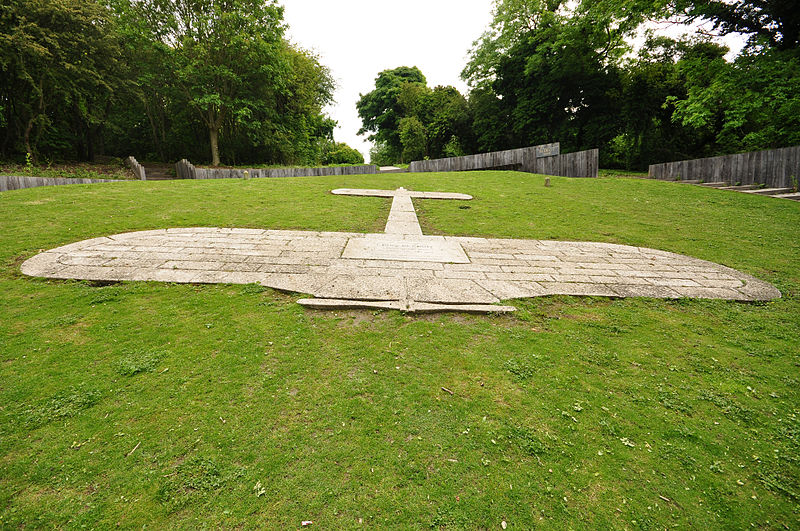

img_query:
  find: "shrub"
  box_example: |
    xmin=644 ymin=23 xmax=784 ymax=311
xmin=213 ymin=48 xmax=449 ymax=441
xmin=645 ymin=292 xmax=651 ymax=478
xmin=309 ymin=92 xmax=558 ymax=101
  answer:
xmin=322 ymin=142 xmax=364 ymax=165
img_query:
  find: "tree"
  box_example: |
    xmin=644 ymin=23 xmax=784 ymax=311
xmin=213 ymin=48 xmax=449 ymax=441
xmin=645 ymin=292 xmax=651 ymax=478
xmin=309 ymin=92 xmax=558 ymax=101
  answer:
xmin=671 ymin=44 xmax=800 ymax=153
xmin=417 ymin=86 xmax=474 ymax=158
xmin=356 ymin=66 xmax=427 ymax=162
xmin=170 ymin=0 xmax=288 ymax=166
xmin=461 ymin=0 xmax=800 ymax=168
xmin=471 ymin=8 xmax=623 ymax=155
xmin=106 ymin=0 xmax=334 ymax=166
xmin=357 ymin=68 xmax=476 ymax=163
xmin=682 ymin=0 xmax=800 ymax=51
xmin=398 ymin=116 xmax=427 ymax=162
xmin=0 ymin=0 xmax=124 ymax=160
xmin=322 ymin=141 xmax=364 ymax=165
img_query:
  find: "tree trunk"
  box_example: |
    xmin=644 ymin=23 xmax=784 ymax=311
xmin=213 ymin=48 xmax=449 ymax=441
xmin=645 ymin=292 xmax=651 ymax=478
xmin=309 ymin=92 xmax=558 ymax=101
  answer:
xmin=209 ymin=126 xmax=220 ymax=166
xmin=23 ymin=118 xmax=33 ymax=158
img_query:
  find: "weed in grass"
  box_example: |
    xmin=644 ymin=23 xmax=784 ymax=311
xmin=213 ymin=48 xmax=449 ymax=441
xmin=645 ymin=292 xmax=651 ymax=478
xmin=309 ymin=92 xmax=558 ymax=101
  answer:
xmin=662 ymin=425 xmax=699 ymax=441
xmin=22 ymin=385 xmax=101 ymax=427
xmin=82 ymin=285 xmax=123 ymax=305
xmin=157 ymin=457 xmax=247 ymax=513
xmin=503 ymin=358 xmax=539 ymax=380
xmin=241 ymin=283 xmax=267 ymax=295
xmin=431 ymin=504 xmax=470 ymax=528
xmin=709 ymin=461 xmax=725 ymax=473
xmin=41 ymin=314 xmax=81 ymax=328
xmin=504 ymin=424 xmax=550 ymax=457
xmin=115 ymin=349 xmax=163 ymax=376
xmin=581 ymin=345 xmax=620 ymax=368
xmin=657 ymin=386 xmax=693 ymax=414
xmin=698 ymin=390 xmax=756 ymax=424
xmin=599 ymin=418 xmax=621 ymax=437
xmin=758 ymin=468 xmax=800 ymax=502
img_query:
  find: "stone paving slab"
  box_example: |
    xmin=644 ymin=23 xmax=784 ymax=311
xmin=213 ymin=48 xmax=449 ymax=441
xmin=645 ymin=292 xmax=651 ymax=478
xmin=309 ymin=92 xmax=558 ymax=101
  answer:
xmin=342 ymin=236 xmax=469 ymax=263
xmin=20 ymin=186 xmax=781 ymax=311
xmin=774 ymin=192 xmax=800 ymax=200
xmin=21 ymin=227 xmax=781 ymax=306
xmin=332 ymin=188 xmax=473 ymax=200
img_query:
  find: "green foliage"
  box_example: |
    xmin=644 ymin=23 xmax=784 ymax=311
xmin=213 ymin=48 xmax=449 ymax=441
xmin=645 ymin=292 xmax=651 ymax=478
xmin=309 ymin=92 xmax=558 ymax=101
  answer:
xmin=358 ymin=68 xmax=476 ymax=164
xmin=22 ymin=386 xmax=102 ymax=427
xmin=356 ymin=66 xmax=427 ymax=160
xmin=398 ymin=116 xmax=427 ymax=162
xmin=0 ymin=0 xmax=125 ymax=160
xmin=0 ymin=0 xmax=336 ymax=166
xmin=684 ymin=0 xmax=800 ymax=51
xmin=671 ymin=46 xmax=800 ymax=153
xmin=454 ymin=0 xmax=800 ymax=169
xmin=321 ymin=142 xmax=364 ymax=165
xmin=115 ymin=350 xmax=162 ymax=376
xmin=443 ymin=135 xmax=465 ymax=157
xmin=368 ymin=141 xmax=396 ymax=166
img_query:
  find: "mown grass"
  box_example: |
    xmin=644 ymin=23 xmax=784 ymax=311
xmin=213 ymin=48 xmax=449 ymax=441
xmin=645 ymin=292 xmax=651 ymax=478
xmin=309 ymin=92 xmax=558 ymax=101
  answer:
xmin=0 ymin=172 xmax=798 ymax=529
xmin=599 ymin=169 xmax=649 ymax=179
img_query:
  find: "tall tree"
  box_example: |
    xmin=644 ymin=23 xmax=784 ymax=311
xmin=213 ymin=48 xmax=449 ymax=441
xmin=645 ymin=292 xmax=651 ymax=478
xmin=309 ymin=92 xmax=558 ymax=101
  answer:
xmin=461 ymin=0 xmax=800 ymax=168
xmin=0 ymin=0 xmax=123 ymax=160
xmin=682 ymin=0 xmax=800 ymax=51
xmin=356 ymin=66 xmax=427 ymax=162
xmin=153 ymin=0 xmax=288 ymax=166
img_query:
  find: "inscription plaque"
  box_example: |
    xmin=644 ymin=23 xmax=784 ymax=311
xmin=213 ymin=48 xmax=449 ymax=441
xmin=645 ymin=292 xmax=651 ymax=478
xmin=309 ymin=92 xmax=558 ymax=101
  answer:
xmin=342 ymin=237 xmax=470 ymax=263
xmin=536 ymin=143 xmax=560 ymax=158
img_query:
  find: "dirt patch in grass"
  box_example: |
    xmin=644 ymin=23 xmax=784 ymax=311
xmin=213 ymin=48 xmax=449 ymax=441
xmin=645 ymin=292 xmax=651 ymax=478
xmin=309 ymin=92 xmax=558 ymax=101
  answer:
xmin=53 ymin=321 xmax=91 ymax=345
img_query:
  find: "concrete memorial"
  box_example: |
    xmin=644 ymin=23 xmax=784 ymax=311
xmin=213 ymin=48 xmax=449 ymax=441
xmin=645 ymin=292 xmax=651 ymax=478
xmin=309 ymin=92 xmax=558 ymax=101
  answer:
xmin=22 ymin=186 xmax=780 ymax=312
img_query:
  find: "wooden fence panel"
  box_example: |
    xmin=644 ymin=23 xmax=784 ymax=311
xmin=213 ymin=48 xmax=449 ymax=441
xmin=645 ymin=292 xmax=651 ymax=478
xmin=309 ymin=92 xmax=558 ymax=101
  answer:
xmin=174 ymin=160 xmax=378 ymax=180
xmin=407 ymin=144 xmax=597 ymax=178
xmin=0 ymin=175 xmax=121 ymax=193
xmin=125 ymin=156 xmax=147 ymax=180
xmin=408 ymin=143 xmax=559 ymax=174
xmin=648 ymin=146 xmax=800 ymax=187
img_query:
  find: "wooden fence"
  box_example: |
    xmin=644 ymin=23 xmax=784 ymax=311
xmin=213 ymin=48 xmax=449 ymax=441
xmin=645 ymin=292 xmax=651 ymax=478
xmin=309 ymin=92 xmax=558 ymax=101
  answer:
xmin=648 ymin=145 xmax=800 ymax=188
xmin=407 ymin=143 xmax=598 ymax=178
xmin=175 ymin=159 xmax=378 ymax=180
xmin=0 ymin=175 xmax=122 ymax=193
xmin=125 ymin=156 xmax=146 ymax=180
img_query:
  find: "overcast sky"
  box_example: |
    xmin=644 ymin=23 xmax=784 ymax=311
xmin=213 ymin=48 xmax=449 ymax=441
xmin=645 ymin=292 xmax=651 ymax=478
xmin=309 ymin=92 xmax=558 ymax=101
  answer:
xmin=283 ymin=0 xmax=494 ymax=160
xmin=283 ymin=1 xmax=746 ymax=162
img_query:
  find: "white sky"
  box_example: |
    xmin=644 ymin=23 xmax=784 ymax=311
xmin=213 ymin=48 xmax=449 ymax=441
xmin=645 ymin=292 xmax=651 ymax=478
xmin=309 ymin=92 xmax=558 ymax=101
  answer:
xmin=283 ymin=1 xmax=747 ymax=161
xmin=283 ymin=0 xmax=494 ymax=160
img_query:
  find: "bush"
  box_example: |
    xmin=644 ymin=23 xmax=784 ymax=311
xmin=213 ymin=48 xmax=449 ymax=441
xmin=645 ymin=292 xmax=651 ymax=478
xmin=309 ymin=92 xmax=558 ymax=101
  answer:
xmin=322 ymin=142 xmax=364 ymax=165
xmin=369 ymin=141 xmax=398 ymax=166
xmin=398 ymin=117 xmax=426 ymax=163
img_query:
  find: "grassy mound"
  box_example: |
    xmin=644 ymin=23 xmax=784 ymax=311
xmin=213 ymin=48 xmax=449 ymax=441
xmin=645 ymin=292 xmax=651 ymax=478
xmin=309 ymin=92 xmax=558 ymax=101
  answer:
xmin=1 ymin=172 xmax=798 ymax=528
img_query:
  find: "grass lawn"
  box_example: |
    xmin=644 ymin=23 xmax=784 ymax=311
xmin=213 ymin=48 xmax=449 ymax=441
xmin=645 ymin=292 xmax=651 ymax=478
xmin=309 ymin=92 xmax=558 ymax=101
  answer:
xmin=1 ymin=172 xmax=798 ymax=529
xmin=599 ymin=169 xmax=649 ymax=179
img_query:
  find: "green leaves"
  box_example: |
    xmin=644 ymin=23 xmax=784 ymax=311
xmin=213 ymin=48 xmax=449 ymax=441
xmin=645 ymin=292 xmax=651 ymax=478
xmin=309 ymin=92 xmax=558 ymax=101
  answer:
xmin=357 ymin=68 xmax=475 ymax=164
xmin=1 ymin=0 xmax=335 ymax=166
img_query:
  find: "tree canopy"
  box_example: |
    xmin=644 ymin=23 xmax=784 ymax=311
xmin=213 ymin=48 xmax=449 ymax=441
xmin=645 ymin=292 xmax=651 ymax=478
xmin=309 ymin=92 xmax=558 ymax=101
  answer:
xmin=0 ymin=0 xmax=349 ymax=166
xmin=357 ymin=67 xmax=475 ymax=163
xmin=358 ymin=0 xmax=800 ymax=169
